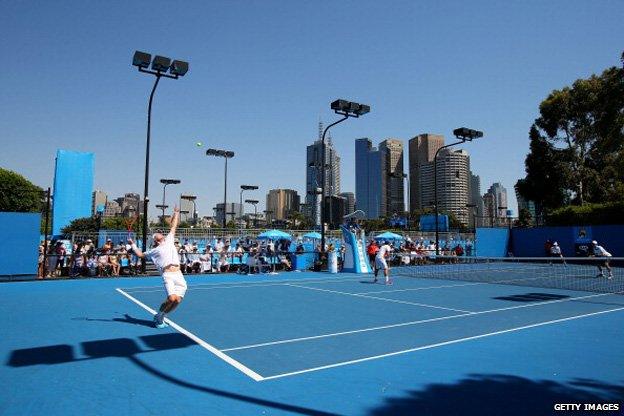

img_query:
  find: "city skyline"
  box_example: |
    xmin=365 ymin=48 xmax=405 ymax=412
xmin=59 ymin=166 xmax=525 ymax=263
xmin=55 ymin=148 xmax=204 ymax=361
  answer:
xmin=2 ymin=2 xmax=622 ymax=223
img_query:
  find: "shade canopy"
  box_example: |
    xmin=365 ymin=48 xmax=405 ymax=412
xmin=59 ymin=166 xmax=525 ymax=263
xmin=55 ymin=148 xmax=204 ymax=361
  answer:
xmin=257 ymin=229 xmax=292 ymax=240
xmin=302 ymin=232 xmax=322 ymax=239
xmin=373 ymin=231 xmax=404 ymax=241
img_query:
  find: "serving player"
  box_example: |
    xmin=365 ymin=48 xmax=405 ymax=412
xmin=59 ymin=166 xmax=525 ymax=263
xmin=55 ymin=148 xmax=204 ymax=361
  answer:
xmin=374 ymin=240 xmax=393 ymax=285
xmin=129 ymin=206 xmax=187 ymax=328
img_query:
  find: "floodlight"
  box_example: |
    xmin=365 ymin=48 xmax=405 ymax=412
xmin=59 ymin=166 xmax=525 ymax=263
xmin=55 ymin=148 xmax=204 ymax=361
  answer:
xmin=132 ymin=51 xmax=151 ymax=68
xmin=331 ymin=99 xmax=350 ymax=112
xmin=151 ymin=55 xmax=172 ymax=72
xmin=241 ymin=185 xmax=258 ymax=191
xmin=225 ymin=151 xmax=235 ymax=158
xmin=348 ymin=101 xmax=360 ymax=113
xmin=170 ymin=60 xmax=189 ymax=76
xmin=355 ymin=104 xmax=370 ymax=116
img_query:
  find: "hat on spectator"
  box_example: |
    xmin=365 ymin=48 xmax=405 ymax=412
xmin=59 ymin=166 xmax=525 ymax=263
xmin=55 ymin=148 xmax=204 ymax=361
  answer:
xmin=592 ymin=240 xmax=598 ymax=244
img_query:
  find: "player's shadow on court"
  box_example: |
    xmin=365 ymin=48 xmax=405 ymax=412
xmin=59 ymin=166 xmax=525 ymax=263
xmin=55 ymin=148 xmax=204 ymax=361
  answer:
xmin=368 ymin=374 xmax=624 ymax=416
xmin=493 ymin=293 xmax=570 ymax=303
xmin=72 ymin=314 xmax=155 ymax=327
xmin=6 ymin=334 xmax=338 ymax=416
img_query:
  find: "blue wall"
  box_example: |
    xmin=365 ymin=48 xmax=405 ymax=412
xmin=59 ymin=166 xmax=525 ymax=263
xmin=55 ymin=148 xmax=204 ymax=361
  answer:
xmin=0 ymin=212 xmax=40 ymax=276
xmin=511 ymin=225 xmax=624 ymax=257
xmin=52 ymin=149 xmax=94 ymax=236
xmin=475 ymin=227 xmax=510 ymax=257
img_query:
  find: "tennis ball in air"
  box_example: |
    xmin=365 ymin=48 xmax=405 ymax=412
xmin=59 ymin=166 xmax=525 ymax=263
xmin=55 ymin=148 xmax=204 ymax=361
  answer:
xmin=196 ymin=142 xmax=203 ymax=147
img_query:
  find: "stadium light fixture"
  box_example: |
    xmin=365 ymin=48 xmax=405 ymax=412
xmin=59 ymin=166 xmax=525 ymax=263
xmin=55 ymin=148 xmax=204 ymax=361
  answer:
xmin=433 ymin=127 xmax=483 ymax=254
xmin=132 ymin=50 xmax=189 ymax=273
xmin=206 ymin=148 xmax=235 ymax=226
xmin=158 ymin=178 xmax=181 ymax=225
xmin=245 ymin=199 xmax=260 ymax=228
xmin=239 ymin=185 xmax=259 ymax=231
xmin=180 ymin=194 xmax=198 ymax=224
xmin=320 ymin=98 xmax=370 ymax=256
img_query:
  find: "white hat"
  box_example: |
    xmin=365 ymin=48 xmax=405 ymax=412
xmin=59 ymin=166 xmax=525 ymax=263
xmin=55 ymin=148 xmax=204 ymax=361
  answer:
xmin=592 ymin=240 xmax=597 ymax=244
xmin=553 ymin=242 xmax=558 ymax=246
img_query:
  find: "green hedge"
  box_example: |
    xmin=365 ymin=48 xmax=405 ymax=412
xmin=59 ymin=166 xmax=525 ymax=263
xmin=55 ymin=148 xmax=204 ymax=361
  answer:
xmin=546 ymin=201 xmax=624 ymax=226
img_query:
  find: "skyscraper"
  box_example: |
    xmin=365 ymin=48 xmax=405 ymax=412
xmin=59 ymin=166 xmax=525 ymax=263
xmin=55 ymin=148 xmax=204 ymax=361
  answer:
xmin=355 ymin=138 xmax=383 ymax=219
xmin=92 ymin=190 xmax=107 ymax=216
xmin=486 ymin=182 xmax=508 ymax=225
xmin=339 ymin=192 xmax=355 ymax=215
xmin=266 ymin=189 xmax=301 ymax=221
xmin=515 ymin=182 xmax=536 ymax=225
xmin=306 ymin=131 xmax=340 ymax=222
xmin=380 ymin=139 xmax=405 ymax=216
xmin=408 ymin=134 xmax=444 ymax=211
xmin=469 ymin=173 xmax=485 ymax=227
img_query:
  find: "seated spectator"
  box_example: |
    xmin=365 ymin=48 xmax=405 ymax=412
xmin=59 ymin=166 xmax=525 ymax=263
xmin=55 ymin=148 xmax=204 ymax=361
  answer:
xmin=70 ymin=244 xmax=88 ymax=277
xmin=109 ymin=251 xmax=120 ymax=276
xmin=278 ymin=253 xmax=292 ymax=271
xmin=86 ymin=254 xmax=98 ymax=277
xmin=97 ymin=249 xmax=111 ymax=277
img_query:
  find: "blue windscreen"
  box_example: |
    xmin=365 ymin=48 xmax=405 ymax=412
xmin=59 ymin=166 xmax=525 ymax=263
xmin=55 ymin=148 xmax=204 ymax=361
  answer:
xmin=0 ymin=212 xmax=40 ymax=276
xmin=52 ymin=150 xmax=94 ymax=236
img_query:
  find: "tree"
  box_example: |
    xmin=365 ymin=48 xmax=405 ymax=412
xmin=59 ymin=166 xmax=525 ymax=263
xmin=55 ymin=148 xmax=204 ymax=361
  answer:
xmin=515 ymin=208 xmax=533 ymax=228
xmin=0 ymin=168 xmax=45 ymax=212
xmin=520 ymin=54 xmax=624 ymax=207
xmin=61 ymin=217 xmax=99 ymax=234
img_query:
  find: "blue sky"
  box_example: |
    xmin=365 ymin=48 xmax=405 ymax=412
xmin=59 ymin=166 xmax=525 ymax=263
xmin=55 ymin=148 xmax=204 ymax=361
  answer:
xmin=1 ymin=0 xmax=623 ymax=218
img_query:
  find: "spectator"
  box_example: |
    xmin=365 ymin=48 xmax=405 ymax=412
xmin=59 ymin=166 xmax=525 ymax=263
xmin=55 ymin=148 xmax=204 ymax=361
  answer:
xmin=109 ymin=250 xmax=120 ymax=276
xmin=70 ymin=243 xmax=88 ymax=277
xmin=97 ymin=249 xmax=110 ymax=277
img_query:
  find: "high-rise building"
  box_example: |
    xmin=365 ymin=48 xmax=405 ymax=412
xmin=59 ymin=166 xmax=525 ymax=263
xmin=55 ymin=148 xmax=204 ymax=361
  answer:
xmin=103 ymin=200 xmax=121 ymax=217
xmin=482 ymin=192 xmax=496 ymax=227
xmin=306 ymin=124 xmax=341 ymax=222
xmin=324 ymin=195 xmax=347 ymax=228
xmin=380 ymin=139 xmax=405 ymax=216
xmin=469 ymin=173 xmax=485 ymax=227
xmin=214 ymin=203 xmax=243 ymax=226
xmin=52 ymin=150 xmax=94 ymax=235
xmin=179 ymin=196 xmax=196 ymax=223
xmin=486 ymin=182 xmax=508 ymax=225
xmin=92 ymin=190 xmax=107 ymax=216
xmin=408 ymin=134 xmax=444 ymax=211
xmin=115 ymin=193 xmax=141 ymax=217
xmin=355 ymin=138 xmax=383 ymax=219
xmin=339 ymin=192 xmax=355 ymax=215
xmin=266 ymin=189 xmax=301 ymax=221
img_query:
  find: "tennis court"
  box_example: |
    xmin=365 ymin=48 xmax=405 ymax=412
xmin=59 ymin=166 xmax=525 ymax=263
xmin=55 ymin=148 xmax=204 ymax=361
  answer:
xmin=2 ymin=259 xmax=623 ymax=415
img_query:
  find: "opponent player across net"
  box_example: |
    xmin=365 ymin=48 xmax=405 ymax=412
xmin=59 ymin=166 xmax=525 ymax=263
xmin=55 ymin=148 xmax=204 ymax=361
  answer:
xmin=129 ymin=206 xmax=187 ymax=328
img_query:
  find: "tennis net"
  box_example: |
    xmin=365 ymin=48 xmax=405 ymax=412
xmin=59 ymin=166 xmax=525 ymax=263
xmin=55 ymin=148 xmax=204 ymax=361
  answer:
xmin=392 ymin=256 xmax=623 ymax=294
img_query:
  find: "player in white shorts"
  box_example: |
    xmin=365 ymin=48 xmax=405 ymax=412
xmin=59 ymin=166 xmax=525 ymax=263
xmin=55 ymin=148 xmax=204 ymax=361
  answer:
xmin=374 ymin=241 xmax=392 ymax=285
xmin=130 ymin=206 xmax=187 ymax=328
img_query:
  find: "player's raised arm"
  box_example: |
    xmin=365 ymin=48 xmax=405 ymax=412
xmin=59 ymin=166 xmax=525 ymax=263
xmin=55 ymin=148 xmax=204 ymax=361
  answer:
xmin=169 ymin=205 xmax=180 ymax=236
xmin=128 ymin=239 xmax=145 ymax=258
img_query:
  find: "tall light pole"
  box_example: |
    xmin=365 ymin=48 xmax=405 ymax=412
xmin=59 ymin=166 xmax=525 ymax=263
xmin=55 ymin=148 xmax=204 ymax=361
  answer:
xmin=434 ymin=128 xmax=483 ymax=255
xmin=132 ymin=51 xmax=188 ymax=273
xmin=206 ymin=148 xmax=235 ymax=226
xmin=180 ymin=194 xmax=197 ymax=224
xmin=239 ymin=185 xmax=258 ymax=230
xmin=320 ymin=99 xmax=370 ymax=255
xmin=158 ymin=179 xmax=180 ymax=225
xmin=245 ymin=199 xmax=259 ymax=228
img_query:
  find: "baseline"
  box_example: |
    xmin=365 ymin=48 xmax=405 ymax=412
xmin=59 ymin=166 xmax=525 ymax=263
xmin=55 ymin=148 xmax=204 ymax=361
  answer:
xmin=115 ymin=288 xmax=265 ymax=381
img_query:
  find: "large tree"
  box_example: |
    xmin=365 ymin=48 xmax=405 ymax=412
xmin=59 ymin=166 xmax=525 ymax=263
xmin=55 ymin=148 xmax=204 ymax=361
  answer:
xmin=520 ymin=55 xmax=624 ymax=208
xmin=0 ymin=168 xmax=45 ymax=212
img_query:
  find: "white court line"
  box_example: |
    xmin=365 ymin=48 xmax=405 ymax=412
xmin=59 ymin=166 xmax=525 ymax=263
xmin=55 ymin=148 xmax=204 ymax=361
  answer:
xmin=221 ymin=290 xmax=622 ymax=352
xmin=355 ymin=281 xmax=484 ymax=295
xmin=115 ymin=288 xmax=265 ymax=382
xmin=123 ymin=275 xmax=369 ymax=293
xmin=260 ymin=305 xmax=624 ymax=381
xmin=285 ymin=283 xmax=474 ymax=313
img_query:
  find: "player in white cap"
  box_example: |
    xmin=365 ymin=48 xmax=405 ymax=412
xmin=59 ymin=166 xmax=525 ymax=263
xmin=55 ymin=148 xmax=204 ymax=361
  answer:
xmin=591 ymin=240 xmax=613 ymax=279
xmin=129 ymin=206 xmax=187 ymax=328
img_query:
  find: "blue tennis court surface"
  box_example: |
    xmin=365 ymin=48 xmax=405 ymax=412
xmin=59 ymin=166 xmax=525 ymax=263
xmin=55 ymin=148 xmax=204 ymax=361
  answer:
xmin=2 ymin=270 xmax=623 ymax=415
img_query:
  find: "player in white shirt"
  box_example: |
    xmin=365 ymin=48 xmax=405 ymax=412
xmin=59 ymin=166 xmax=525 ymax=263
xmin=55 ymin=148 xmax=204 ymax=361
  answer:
xmin=549 ymin=242 xmax=566 ymax=266
xmin=374 ymin=241 xmax=393 ymax=285
xmin=129 ymin=206 xmax=187 ymax=328
xmin=591 ymin=240 xmax=613 ymax=279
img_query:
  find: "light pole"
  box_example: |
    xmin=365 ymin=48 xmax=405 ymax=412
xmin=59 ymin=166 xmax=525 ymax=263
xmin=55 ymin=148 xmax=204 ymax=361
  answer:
xmin=245 ymin=199 xmax=259 ymax=228
xmin=132 ymin=51 xmax=188 ymax=273
xmin=320 ymin=99 xmax=370 ymax=254
xmin=180 ymin=194 xmax=197 ymax=225
xmin=434 ymin=128 xmax=483 ymax=254
xmin=239 ymin=185 xmax=258 ymax=230
xmin=206 ymin=148 xmax=235 ymax=226
xmin=159 ymin=179 xmax=180 ymax=225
